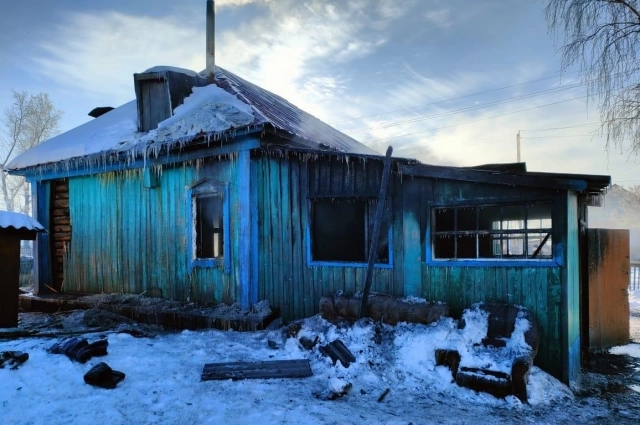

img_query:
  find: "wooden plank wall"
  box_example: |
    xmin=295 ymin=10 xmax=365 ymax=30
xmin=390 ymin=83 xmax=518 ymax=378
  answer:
xmin=257 ymin=154 xmax=570 ymax=381
xmin=256 ymin=155 xmax=397 ymax=321
xmin=139 ymin=80 xmax=170 ymax=132
xmin=587 ymin=228 xmax=631 ymax=349
xmin=64 ymin=158 xmax=244 ymax=305
xmin=413 ymin=178 xmax=566 ymax=379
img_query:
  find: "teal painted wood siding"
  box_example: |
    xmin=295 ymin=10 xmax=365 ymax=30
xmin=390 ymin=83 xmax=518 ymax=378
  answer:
xmin=256 ymin=155 xmax=396 ymax=321
xmin=405 ymin=177 xmax=567 ymax=379
xmin=58 ymin=149 xmax=579 ymax=384
xmin=64 ymin=156 xmax=248 ymax=305
xmin=256 ymin=154 xmax=574 ymax=382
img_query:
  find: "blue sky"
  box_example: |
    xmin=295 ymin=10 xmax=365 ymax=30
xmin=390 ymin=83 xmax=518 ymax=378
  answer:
xmin=1 ymin=0 xmax=638 ymax=186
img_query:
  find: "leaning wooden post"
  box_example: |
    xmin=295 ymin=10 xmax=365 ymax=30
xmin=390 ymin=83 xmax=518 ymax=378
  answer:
xmin=360 ymin=146 xmax=393 ymax=318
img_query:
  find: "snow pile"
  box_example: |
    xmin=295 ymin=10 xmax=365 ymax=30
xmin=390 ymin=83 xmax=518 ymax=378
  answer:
xmin=0 ymin=315 xmax=617 ymax=425
xmin=610 ymin=343 xmax=640 ymax=359
xmin=146 ymin=85 xmax=255 ymax=151
xmin=296 ymin=315 xmax=562 ymax=405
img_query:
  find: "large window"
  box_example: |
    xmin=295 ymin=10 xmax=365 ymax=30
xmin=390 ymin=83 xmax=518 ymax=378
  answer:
xmin=310 ymin=198 xmax=390 ymax=265
xmin=188 ymin=179 xmax=230 ymax=271
xmin=431 ymin=202 xmax=553 ymax=260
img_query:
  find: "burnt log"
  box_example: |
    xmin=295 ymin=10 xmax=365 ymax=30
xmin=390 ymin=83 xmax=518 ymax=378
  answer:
xmin=84 ymin=362 xmax=125 ymax=389
xmin=53 ymin=199 xmax=69 ymax=208
xmin=320 ymin=294 xmax=449 ymax=326
xmin=455 ymin=367 xmax=512 ymax=399
xmin=319 ymin=339 xmax=356 ymax=368
xmin=434 ymin=349 xmax=461 ymax=379
xmin=201 ymin=359 xmax=312 ymax=381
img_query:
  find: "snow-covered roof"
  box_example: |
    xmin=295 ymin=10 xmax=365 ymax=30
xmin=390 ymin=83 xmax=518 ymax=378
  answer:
xmin=0 ymin=210 xmax=45 ymax=232
xmin=7 ymin=66 xmax=376 ymax=172
xmin=214 ymin=67 xmax=376 ymax=155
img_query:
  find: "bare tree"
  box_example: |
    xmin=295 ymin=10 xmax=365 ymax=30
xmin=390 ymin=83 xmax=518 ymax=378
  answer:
xmin=0 ymin=90 xmax=62 ymax=213
xmin=624 ymin=184 xmax=640 ymax=213
xmin=545 ymin=0 xmax=640 ymax=154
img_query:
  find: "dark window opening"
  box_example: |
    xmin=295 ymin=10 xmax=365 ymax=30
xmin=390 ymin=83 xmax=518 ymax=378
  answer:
xmin=311 ymin=198 xmax=390 ymax=263
xmin=432 ymin=202 xmax=553 ymax=260
xmin=190 ymin=179 xmax=227 ymax=265
xmin=195 ymin=195 xmax=224 ymax=259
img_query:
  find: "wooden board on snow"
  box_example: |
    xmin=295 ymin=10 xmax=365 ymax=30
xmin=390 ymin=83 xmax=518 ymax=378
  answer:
xmin=201 ymin=359 xmax=312 ymax=381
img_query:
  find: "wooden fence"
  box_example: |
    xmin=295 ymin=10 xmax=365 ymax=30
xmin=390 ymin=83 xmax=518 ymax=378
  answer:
xmin=631 ymin=261 xmax=640 ymax=291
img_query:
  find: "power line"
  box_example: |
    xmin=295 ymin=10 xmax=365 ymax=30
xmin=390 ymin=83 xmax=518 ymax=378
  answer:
xmin=522 ymin=134 xmax=599 ymax=139
xmin=333 ymin=66 xmax=640 ymax=128
xmin=366 ymin=94 xmax=590 ymax=143
xmin=520 ymin=123 xmax=601 ymax=132
xmin=395 ymin=136 xmax=505 ymax=154
xmin=330 ymin=69 xmax=582 ymax=125
xmin=345 ymin=82 xmax=585 ymax=135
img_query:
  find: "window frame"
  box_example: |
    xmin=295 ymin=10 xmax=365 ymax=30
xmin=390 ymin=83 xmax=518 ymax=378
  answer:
xmin=306 ymin=196 xmax=393 ymax=269
xmin=186 ymin=178 xmax=231 ymax=273
xmin=426 ymin=200 xmax=561 ymax=267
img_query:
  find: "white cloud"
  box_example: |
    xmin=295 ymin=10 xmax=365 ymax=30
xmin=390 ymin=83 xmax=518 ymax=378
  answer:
xmin=424 ymin=9 xmax=452 ymax=29
xmin=35 ymin=12 xmax=203 ymax=106
xmin=31 ymin=0 xmax=413 ymax=120
xmin=216 ymin=0 xmax=270 ymax=7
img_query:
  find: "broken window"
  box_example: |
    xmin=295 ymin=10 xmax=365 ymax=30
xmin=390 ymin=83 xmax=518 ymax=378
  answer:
xmin=188 ymin=179 xmax=229 ymax=270
xmin=310 ymin=198 xmax=390 ymax=264
xmin=432 ymin=202 xmax=553 ymax=260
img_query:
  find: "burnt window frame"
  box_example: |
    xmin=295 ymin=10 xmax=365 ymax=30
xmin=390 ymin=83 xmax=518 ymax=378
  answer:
xmin=306 ymin=196 xmax=393 ymax=268
xmin=187 ymin=178 xmax=230 ymax=273
xmin=427 ymin=201 xmax=559 ymax=266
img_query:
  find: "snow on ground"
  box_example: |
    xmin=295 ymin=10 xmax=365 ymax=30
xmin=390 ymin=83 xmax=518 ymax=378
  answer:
xmin=2 ymin=313 xmax=638 ymax=425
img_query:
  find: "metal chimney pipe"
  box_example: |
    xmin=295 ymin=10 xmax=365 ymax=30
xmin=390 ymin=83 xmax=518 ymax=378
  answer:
xmin=206 ymin=0 xmax=215 ymax=83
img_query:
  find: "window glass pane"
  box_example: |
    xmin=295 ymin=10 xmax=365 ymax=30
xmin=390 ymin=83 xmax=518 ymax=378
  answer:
xmin=528 ymin=232 xmax=553 ymax=258
xmin=527 ymin=203 xmax=552 ymax=229
xmin=501 ymin=233 xmax=525 ymax=257
xmin=434 ymin=208 xmax=454 ymax=232
xmin=195 ymin=195 xmax=224 ymax=259
xmin=312 ymin=200 xmax=366 ymax=262
xmin=457 ymin=207 xmax=476 ymax=231
xmin=501 ymin=205 xmax=525 ymax=230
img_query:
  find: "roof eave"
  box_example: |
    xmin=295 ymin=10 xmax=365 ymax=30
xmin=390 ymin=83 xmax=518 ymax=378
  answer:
xmin=9 ymin=126 xmax=264 ymax=179
xmin=400 ymin=163 xmax=610 ymax=193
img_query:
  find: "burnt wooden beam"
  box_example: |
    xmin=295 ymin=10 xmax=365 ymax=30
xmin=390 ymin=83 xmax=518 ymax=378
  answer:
xmin=401 ymin=164 xmax=589 ymax=192
xmin=201 ymin=359 xmax=312 ymax=381
xmin=319 ymin=339 xmax=356 ymax=368
xmin=361 ymin=146 xmax=393 ymax=318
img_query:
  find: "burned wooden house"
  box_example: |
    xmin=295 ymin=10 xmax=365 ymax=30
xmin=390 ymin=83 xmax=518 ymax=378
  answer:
xmin=6 ymin=1 xmax=618 ymax=386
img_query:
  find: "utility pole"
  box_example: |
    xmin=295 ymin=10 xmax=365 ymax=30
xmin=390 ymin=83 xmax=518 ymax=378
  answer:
xmin=516 ymin=130 xmax=521 ymax=163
